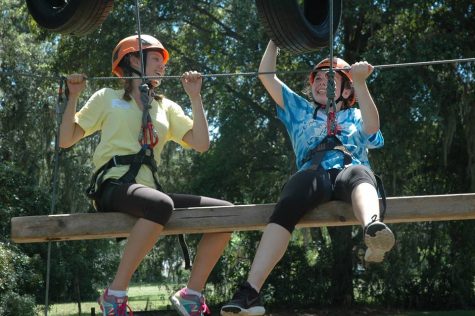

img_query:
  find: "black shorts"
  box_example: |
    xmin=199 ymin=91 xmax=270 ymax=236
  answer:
xmin=269 ymin=165 xmax=378 ymax=233
xmin=95 ymin=179 xmax=232 ymax=226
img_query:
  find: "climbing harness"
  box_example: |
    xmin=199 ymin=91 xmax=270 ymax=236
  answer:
xmin=85 ymin=77 xmax=162 ymax=202
xmin=85 ymin=146 xmax=163 ymax=202
xmin=85 ymin=8 xmax=168 ymax=200
xmin=87 ymin=5 xmax=166 ymax=202
xmin=300 ymin=136 xmax=352 ymax=169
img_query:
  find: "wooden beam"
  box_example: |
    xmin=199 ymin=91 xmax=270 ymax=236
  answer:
xmin=10 ymin=193 xmax=475 ymax=243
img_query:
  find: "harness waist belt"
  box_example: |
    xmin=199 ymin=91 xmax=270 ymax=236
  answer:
xmin=301 ymin=136 xmax=353 ymax=168
xmin=86 ymin=147 xmax=162 ymax=200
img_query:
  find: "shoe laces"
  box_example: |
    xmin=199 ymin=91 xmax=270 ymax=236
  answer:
xmin=180 ymin=289 xmax=211 ymax=315
xmin=100 ymin=289 xmax=133 ymax=316
xmin=114 ymin=303 xmax=133 ymax=316
xmin=195 ymin=294 xmax=211 ymax=315
xmin=201 ymin=298 xmax=211 ymax=315
xmin=365 ymin=215 xmax=379 ymax=231
xmin=369 ymin=214 xmax=378 ymax=224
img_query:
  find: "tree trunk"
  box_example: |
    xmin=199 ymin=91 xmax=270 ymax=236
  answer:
xmin=328 ymin=226 xmax=354 ymax=305
xmin=75 ymin=275 xmax=82 ymax=315
xmin=461 ymin=83 xmax=475 ymax=191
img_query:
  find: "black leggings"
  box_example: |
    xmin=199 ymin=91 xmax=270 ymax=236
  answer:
xmin=269 ymin=165 xmax=378 ymax=233
xmin=95 ymin=180 xmax=233 ymax=226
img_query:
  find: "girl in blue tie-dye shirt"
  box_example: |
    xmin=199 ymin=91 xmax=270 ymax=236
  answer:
xmin=221 ymin=40 xmax=396 ymax=316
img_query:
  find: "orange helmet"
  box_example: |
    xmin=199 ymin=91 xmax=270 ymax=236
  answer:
xmin=111 ymin=34 xmax=169 ymax=77
xmin=309 ymin=57 xmax=355 ymax=106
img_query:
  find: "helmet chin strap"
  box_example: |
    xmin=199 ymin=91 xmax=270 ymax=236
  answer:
xmin=123 ymin=64 xmax=156 ymax=88
xmin=127 ymin=65 xmax=144 ymax=77
xmin=122 ymin=51 xmax=156 ymax=87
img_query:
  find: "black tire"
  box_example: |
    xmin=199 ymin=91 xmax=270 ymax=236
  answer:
xmin=255 ymin=0 xmax=342 ymax=54
xmin=25 ymin=0 xmax=114 ymax=36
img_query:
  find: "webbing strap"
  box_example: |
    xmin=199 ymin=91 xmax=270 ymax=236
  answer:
xmin=118 ymin=147 xmax=156 ymax=184
xmin=301 ymin=136 xmax=353 ymax=169
xmin=178 ymin=235 xmax=192 ymax=270
xmin=375 ymin=174 xmax=387 ymax=222
xmin=85 ymin=147 xmax=163 ymax=199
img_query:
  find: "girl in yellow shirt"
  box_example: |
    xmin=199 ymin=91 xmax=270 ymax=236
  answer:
xmin=61 ymin=34 xmax=230 ymax=316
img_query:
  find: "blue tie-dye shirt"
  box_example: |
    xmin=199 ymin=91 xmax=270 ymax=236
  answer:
xmin=277 ymin=83 xmax=384 ymax=172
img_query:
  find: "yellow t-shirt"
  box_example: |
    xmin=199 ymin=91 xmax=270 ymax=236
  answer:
xmin=75 ymin=88 xmax=193 ymax=188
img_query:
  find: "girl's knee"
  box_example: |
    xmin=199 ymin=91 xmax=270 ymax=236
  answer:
xmin=276 ymin=194 xmax=307 ymax=211
xmin=341 ymin=165 xmax=378 ymax=191
xmin=270 ymin=195 xmax=311 ymax=232
xmin=346 ymin=164 xmax=373 ymax=178
xmin=144 ymin=194 xmax=174 ymax=225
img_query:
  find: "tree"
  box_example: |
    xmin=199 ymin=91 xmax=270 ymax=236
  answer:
xmin=1 ymin=0 xmax=475 ymax=312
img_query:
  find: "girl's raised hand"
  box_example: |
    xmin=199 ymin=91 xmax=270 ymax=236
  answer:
xmin=181 ymin=71 xmax=202 ymax=98
xmin=66 ymin=74 xmax=87 ymax=98
xmin=350 ymin=62 xmax=374 ymax=82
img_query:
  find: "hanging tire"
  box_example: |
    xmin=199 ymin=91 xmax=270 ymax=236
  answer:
xmin=255 ymin=0 xmax=342 ymax=54
xmin=25 ymin=0 xmax=114 ymax=36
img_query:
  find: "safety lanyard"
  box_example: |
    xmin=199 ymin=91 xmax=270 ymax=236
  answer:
xmin=138 ymin=82 xmax=159 ymax=148
xmin=325 ymin=67 xmax=339 ymax=136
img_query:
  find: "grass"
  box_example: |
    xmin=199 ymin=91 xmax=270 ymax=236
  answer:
xmin=39 ymin=284 xmax=174 ymax=316
xmin=398 ymin=312 xmax=475 ymax=316
xmin=38 ymin=284 xmax=475 ymax=316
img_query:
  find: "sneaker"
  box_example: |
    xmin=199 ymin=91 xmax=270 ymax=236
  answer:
xmin=364 ymin=218 xmax=395 ymax=263
xmin=170 ymin=288 xmax=211 ymax=316
xmin=220 ymin=282 xmax=265 ymax=316
xmin=98 ymin=288 xmax=133 ymax=316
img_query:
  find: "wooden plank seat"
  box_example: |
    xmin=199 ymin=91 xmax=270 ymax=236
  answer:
xmin=10 ymin=193 xmax=475 ymax=243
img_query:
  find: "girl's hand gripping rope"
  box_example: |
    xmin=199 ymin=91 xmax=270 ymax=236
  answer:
xmin=66 ymin=74 xmax=87 ymax=98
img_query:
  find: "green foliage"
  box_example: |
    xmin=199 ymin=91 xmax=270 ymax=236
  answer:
xmin=0 ymin=291 xmax=37 ymax=316
xmin=264 ymin=229 xmax=334 ymax=308
xmin=355 ymin=221 xmax=475 ymax=309
xmin=0 ymin=163 xmax=51 ymax=239
xmin=1 ymin=0 xmax=475 ymax=312
xmin=209 ymin=231 xmax=262 ymax=300
xmin=0 ymin=242 xmax=41 ymax=315
xmin=45 ymin=240 xmax=122 ymax=303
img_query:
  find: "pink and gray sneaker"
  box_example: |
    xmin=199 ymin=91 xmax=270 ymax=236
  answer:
xmin=98 ymin=288 xmax=133 ymax=316
xmin=170 ymin=287 xmax=211 ymax=316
